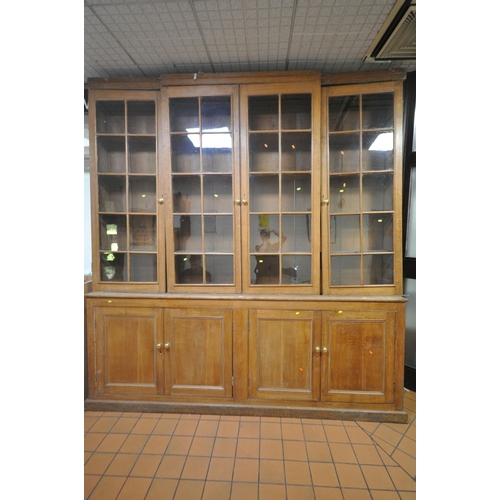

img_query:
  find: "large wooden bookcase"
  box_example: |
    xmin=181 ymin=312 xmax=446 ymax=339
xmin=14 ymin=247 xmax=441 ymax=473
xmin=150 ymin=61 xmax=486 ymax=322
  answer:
xmin=85 ymin=70 xmax=407 ymax=422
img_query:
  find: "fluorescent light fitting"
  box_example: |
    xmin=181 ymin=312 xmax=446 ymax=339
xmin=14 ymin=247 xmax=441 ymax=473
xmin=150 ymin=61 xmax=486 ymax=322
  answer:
xmin=186 ymin=127 xmax=232 ymax=149
xmin=369 ymin=132 xmax=393 ymax=151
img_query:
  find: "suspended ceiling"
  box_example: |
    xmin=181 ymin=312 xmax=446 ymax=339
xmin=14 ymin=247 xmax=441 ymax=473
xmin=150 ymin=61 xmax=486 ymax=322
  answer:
xmin=84 ymin=0 xmax=416 ymax=83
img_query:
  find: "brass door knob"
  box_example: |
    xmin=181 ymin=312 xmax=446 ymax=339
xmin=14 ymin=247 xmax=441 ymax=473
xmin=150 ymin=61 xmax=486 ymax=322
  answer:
xmin=157 ymin=343 xmax=162 ymax=352
xmin=158 ymin=198 xmax=164 ymax=205
xmin=323 ymin=347 xmax=328 ymax=353
xmin=164 ymin=342 xmax=170 ymax=349
xmin=315 ymin=346 xmax=321 ymax=353
xmin=321 ymin=199 xmax=329 ymax=205
xmin=235 ymin=199 xmax=241 ymax=205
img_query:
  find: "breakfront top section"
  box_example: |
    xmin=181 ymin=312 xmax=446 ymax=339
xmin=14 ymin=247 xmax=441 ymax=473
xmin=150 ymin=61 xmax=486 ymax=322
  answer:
xmin=87 ymin=70 xmax=405 ymax=296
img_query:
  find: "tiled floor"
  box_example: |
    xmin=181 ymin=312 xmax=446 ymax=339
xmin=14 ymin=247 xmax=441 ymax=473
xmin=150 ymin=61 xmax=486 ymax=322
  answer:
xmin=84 ymin=390 xmax=416 ymax=500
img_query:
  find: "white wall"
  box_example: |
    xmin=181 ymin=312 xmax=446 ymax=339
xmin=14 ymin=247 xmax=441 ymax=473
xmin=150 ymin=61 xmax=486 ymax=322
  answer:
xmin=84 ymin=163 xmax=92 ymax=275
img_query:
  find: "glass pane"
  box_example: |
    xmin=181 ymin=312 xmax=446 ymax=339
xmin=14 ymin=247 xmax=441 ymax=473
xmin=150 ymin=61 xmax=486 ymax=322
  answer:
xmin=97 ymin=137 xmax=126 ymax=173
xmin=98 ymin=176 xmax=126 ymax=212
xmin=253 ymin=255 xmax=279 ymax=284
xmin=171 ymin=135 xmax=200 ymax=173
xmin=170 ymin=97 xmax=199 ymax=132
xmin=364 ymin=254 xmax=393 ymax=285
xmin=127 ymin=101 xmax=156 ymax=134
xmin=329 ymin=95 xmax=360 ymax=131
xmin=249 ymin=133 xmax=279 ymax=172
xmin=330 ymin=215 xmax=360 ymax=253
xmin=206 ymin=255 xmax=234 ymax=284
xmin=282 ymin=215 xmax=311 ymax=252
xmin=99 ymin=215 xmax=127 ymax=251
xmin=204 ymin=215 xmax=233 ymax=253
xmin=96 ymin=101 xmax=125 ymax=134
xmin=362 ymin=132 xmax=393 ymax=171
xmin=362 ymin=214 xmax=393 ymax=252
xmin=203 ymin=175 xmax=233 ymax=213
xmin=282 ymin=255 xmax=311 ymax=284
xmin=362 ymin=173 xmax=393 ymax=211
xmin=281 ymin=94 xmax=311 ymax=130
xmin=202 ymin=146 xmax=232 ymax=173
xmin=129 ymin=177 xmax=156 ymax=213
xmin=100 ymin=252 xmax=127 ymax=282
xmin=329 ymin=133 xmax=359 ymax=173
xmin=130 ymin=253 xmax=157 ymax=282
xmin=176 ymin=254 xmax=212 ymax=284
xmin=406 ymin=167 xmax=416 ymax=258
xmin=251 ymin=214 xmax=282 ymax=252
xmin=281 ymin=132 xmax=311 ymax=171
xmin=249 ymin=175 xmax=279 ymax=212
xmin=130 ymin=215 xmax=156 ymax=251
xmin=281 ymin=174 xmax=311 ymax=212
xmin=128 ymin=136 xmax=156 ymax=174
xmin=331 ymin=255 xmax=361 ymax=286
xmin=329 ymin=174 xmax=359 ymax=213
xmin=201 ymin=96 xmax=231 ymax=131
xmin=362 ymin=93 xmax=393 ymax=129
xmin=174 ymin=215 xmax=202 ymax=253
xmin=248 ymin=95 xmax=279 ymax=130
xmin=172 ymin=176 xmax=201 ymax=213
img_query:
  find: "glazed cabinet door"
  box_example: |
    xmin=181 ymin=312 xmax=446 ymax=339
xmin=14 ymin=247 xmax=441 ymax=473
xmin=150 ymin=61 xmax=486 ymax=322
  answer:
xmin=248 ymin=309 xmax=321 ymax=401
xmin=93 ymin=307 xmax=164 ymax=396
xmin=240 ymin=81 xmax=321 ymax=294
xmin=320 ymin=309 xmax=396 ymax=404
xmin=164 ymin=308 xmax=233 ymax=398
xmin=89 ymin=90 xmax=163 ymax=292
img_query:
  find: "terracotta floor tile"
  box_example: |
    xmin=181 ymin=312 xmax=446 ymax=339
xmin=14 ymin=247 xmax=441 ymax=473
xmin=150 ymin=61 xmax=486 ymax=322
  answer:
xmin=152 ymin=419 xmax=178 ymax=435
xmin=238 ymin=421 xmax=260 ymax=438
xmin=405 ymin=423 xmax=416 ymax=441
xmin=160 ymin=413 xmax=181 ymax=420
xmin=371 ymin=435 xmax=395 ymax=455
xmin=85 ymin=451 xmax=93 ymax=464
xmin=397 ymin=435 xmax=416 ymax=458
xmin=165 ymin=436 xmax=193 ymax=455
xmin=212 ymin=437 xmax=237 ymax=457
xmin=356 ymin=421 xmax=379 ymax=434
xmin=87 ymin=476 xmax=126 ymax=500
xmin=143 ymin=435 xmax=171 ymax=455
xmin=201 ymin=481 xmax=231 ymax=500
xmin=387 ymin=466 xmax=416 ymax=491
xmin=217 ymin=421 xmax=240 ymax=438
xmin=324 ymin=425 xmax=350 ymax=443
xmin=285 ymin=484 xmax=315 ymax=500
xmin=261 ymin=416 xmax=281 ymax=423
xmin=283 ymin=440 xmax=307 ymax=461
xmin=195 ymin=420 xmax=219 ymax=437
xmin=352 ymin=444 xmax=384 ymax=465
xmin=189 ymin=436 xmax=215 ymax=456
xmin=130 ymin=454 xmax=162 ymax=477
xmin=302 ymin=423 xmax=327 ymax=442
xmin=281 ymin=423 xmax=304 ymax=441
xmin=85 ymin=416 xmax=100 ymax=432
xmin=306 ymin=441 xmax=332 ymax=462
xmin=329 ymin=442 xmax=358 ymax=464
xmin=91 ymin=416 xmax=120 ymax=433
xmin=399 ymin=492 xmax=417 ymax=500
xmin=119 ymin=434 xmax=149 ymax=454
xmin=345 ymin=426 xmax=373 ymax=444
xmin=155 ymin=455 xmax=186 ymax=479
xmin=284 ymin=460 xmax=312 ymax=485
xmin=260 ymin=422 xmax=282 ymax=439
xmin=142 ymin=413 xmax=165 ymax=419
xmin=144 ymin=478 xmax=178 ymax=500
xmin=85 ymin=433 xmax=107 ymax=452
xmin=371 ymin=490 xmax=401 ymax=500
xmin=341 ymin=488 xmax=372 ymax=500
xmin=229 ymin=482 xmax=258 ymax=500
xmin=131 ymin=418 xmax=159 ymax=435
xmin=260 ymin=439 xmax=283 ymax=460
xmin=110 ymin=417 xmax=140 ymax=434
xmin=174 ymin=419 xmax=199 ymax=436
xmin=259 ymin=483 xmax=287 ymax=500
xmin=96 ymin=433 xmax=128 ymax=453
xmin=181 ymin=456 xmax=210 ymax=480
xmin=259 ymin=459 xmax=285 ymax=484
xmin=376 ymin=447 xmax=399 ymax=466
xmin=85 ymin=475 xmax=101 ymax=499
xmin=173 ymin=479 xmax=204 ymax=500
xmin=309 ymin=462 xmax=339 ymax=487
xmin=116 ymin=477 xmax=152 ymax=500
xmin=314 ymin=486 xmax=344 ymax=500
xmin=236 ymin=438 xmax=259 ymax=458
xmin=392 ymin=449 xmax=416 ymax=478
xmin=361 ymin=464 xmax=395 ymax=490
xmin=335 ymin=463 xmax=367 ymax=489
xmin=206 ymin=457 xmax=235 ymax=481
xmin=233 ymin=457 xmax=259 ymax=482
xmin=85 ymin=452 xmax=115 ymax=475
xmin=105 ymin=453 xmax=139 ymax=476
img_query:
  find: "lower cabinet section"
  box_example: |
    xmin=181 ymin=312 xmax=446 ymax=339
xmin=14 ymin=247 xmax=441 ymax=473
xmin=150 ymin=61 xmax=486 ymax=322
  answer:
xmin=86 ymin=294 xmax=407 ymax=422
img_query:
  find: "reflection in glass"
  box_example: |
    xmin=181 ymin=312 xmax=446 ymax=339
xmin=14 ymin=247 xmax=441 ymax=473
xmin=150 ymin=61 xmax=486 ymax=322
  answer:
xmin=100 ymin=252 xmax=127 ymax=282
xmin=329 ymin=133 xmax=359 ymax=173
xmin=128 ymin=136 xmax=156 ymax=174
xmin=251 ymin=215 xmax=281 ymax=252
xmin=362 ymin=93 xmax=393 ymax=129
xmin=202 ymin=96 xmax=231 ymax=131
xmin=282 ymin=215 xmax=311 ymax=252
xmin=99 ymin=215 xmax=127 ymax=251
xmin=253 ymin=255 xmax=279 ymax=284
xmin=329 ymin=96 xmax=360 ymax=131
xmin=364 ymin=254 xmax=393 ymax=285
xmin=174 ymin=215 xmax=201 ymax=252
xmin=331 ymin=255 xmax=361 ymax=286
xmin=130 ymin=215 xmax=156 ymax=251
xmin=250 ymin=175 xmax=279 ymax=212
xmin=362 ymin=214 xmax=393 ymax=252
xmin=204 ymin=216 xmax=233 ymax=253
xmin=176 ymin=254 xmax=212 ymax=284
xmin=127 ymin=101 xmax=156 ymax=134
xmin=171 ymin=135 xmax=199 ymax=173
xmin=248 ymin=95 xmax=279 ymax=130
xmin=203 ymin=175 xmax=232 ymax=213
xmin=330 ymin=215 xmax=360 ymax=253
xmin=169 ymin=97 xmax=199 ymax=132
xmin=281 ymin=174 xmax=311 ymax=212
xmin=130 ymin=254 xmax=157 ymax=282
xmin=329 ymin=174 xmax=359 ymax=213
xmin=362 ymin=132 xmax=393 ymax=171
xmin=362 ymin=174 xmax=393 ymax=211
xmin=97 ymin=137 xmax=126 ymax=173
xmin=281 ymin=94 xmax=311 ymax=130
xmin=282 ymin=255 xmax=311 ymax=284
xmin=96 ymin=101 xmax=125 ymax=134
xmin=129 ymin=177 xmax=156 ymax=213
xmin=281 ymin=132 xmax=311 ymax=171
xmin=99 ymin=177 xmax=126 ymax=212
xmin=249 ymin=133 xmax=279 ymax=172
xmin=172 ymin=176 xmax=201 ymax=213
xmin=206 ymin=255 xmax=234 ymax=284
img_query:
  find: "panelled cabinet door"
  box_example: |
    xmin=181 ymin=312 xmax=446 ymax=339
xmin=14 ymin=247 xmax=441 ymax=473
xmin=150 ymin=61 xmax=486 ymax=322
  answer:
xmin=163 ymin=308 xmax=233 ymax=398
xmin=94 ymin=307 xmax=164 ymax=396
xmin=320 ymin=310 xmax=396 ymax=404
xmin=89 ymin=90 xmax=163 ymax=292
xmin=248 ymin=309 xmax=321 ymax=401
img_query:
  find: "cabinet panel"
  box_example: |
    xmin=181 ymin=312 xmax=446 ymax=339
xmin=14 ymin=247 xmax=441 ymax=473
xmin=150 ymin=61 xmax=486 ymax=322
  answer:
xmin=249 ymin=309 xmax=321 ymax=401
xmin=321 ymin=310 xmax=395 ymax=403
xmin=164 ymin=308 xmax=233 ymax=398
xmin=94 ymin=307 xmax=164 ymax=396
